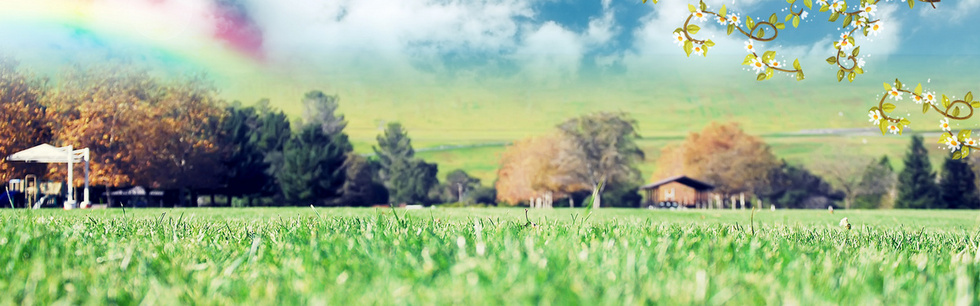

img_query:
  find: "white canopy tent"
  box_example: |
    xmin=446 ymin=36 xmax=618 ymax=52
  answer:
xmin=6 ymin=144 xmax=91 ymax=209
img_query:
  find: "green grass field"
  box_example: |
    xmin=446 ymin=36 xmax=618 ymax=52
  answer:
xmin=2 ymin=207 xmax=979 ymax=304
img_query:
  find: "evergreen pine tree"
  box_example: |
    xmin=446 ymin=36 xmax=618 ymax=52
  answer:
xmin=277 ymin=125 xmax=347 ymax=206
xmin=256 ymin=109 xmax=291 ymax=198
xmin=373 ymin=122 xmax=415 ymax=188
xmin=896 ymin=135 xmax=940 ymax=209
xmin=939 ymin=153 xmax=980 ymax=209
xmin=219 ymin=106 xmax=269 ymax=205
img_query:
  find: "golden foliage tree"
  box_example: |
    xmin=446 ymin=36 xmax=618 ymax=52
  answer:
xmin=44 ymin=66 xmax=225 ymax=192
xmin=653 ymin=122 xmax=779 ymax=197
xmin=495 ymin=133 xmax=585 ymax=205
xmin=0 ymin=58 xmax=51 ymax=182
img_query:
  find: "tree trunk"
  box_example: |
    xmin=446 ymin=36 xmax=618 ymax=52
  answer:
xmin=593 ymin=184 xmax=601 ymax=209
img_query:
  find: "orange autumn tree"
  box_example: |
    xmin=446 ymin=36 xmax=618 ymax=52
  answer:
xmin=44 ymin=66 xmax=225 ymax=195
xmin=0 ymin=58 xmax=52 ymax=182
xmin=653 ymin=122 xmax=778 ymax=200
xmin=496 ymin=133 xmax=587 ymax=205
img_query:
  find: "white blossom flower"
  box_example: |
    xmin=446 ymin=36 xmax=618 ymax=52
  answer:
xmin=715 ymin=14 xmax=728 ymax=25
xmin=801 ymin=11 xmax=809 ymax=20
xmin=693 ymin=9 xmax=707 ymax=22
xmin=744 ymin=40 xmax=756 ymax=53
xmin=853 ymin=17 xmax=866 ymax=28
xmin=888 ymin=85 xmax=903 ymax=101
xmin=750 ymin=57 xmax=766 ymax=73
xmin=924 ymin=92 xmax=937 ymax=104
xmin=727 ymin=14 xmax=741 ymax=26
xmin=836 ymin=34 xmax=853 ymax=51
xmin=946 ymin=137 xmax=961 ymax=152
xmin=868 ymin=22 xmax=883 ymax=36
xmin=672 ymin=31 xmax=686 ymax=46
xmin=856 ymin=57 xmax=866 ymax=68
xmin=966 ymin=138 xmax=977 ymax=147
xmin=940 ymin=118 xmax=951 ymax=132
xmin=860 ymin=3 xmax=877 ymax=18
xmin=770 ymin=60 xmax=781 ymax=68
xmin=692 ymin=45 xmax=705 ymax=56
xmin=817 ymin=0 xmax=829 ymax=6
xmin=869 ymin=110 xmax=881 ymax=125
xmin=831 ymin=1 xmax=846 ymax=12
xmin=912 ymin=94 xmax=924 ymax=104
xmin=888 ymin=125 xmax=900 ymax=134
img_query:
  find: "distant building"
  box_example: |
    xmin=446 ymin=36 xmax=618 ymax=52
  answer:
xmin=640 ymin=175 xmax=714 ymax=209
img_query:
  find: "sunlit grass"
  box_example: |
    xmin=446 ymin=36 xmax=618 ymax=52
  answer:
xmin=1 ymin=208 xmax=979 ymax=304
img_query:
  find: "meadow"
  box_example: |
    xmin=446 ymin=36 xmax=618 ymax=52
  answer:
xmin=1 ymin=207 xmax=979 ymax=304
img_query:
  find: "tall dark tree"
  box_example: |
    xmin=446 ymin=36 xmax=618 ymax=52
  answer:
xmin=554 ymin=112 xmax=644 ymax=208
xmin=302 ymin=90 xmax=351 ymax=152
xmin=760 ymin=160 xmax=843 ymax=209
xmin=939 ymin=153 xmax=980 ymax=209
xmin=896 ymin=135 xmax=940 ymax=209
xmin=277 ymin=125 xmax=347 ymax=206
xmin=256 ymin=109 xmax=291 ymax=197
xmin=444 ymin=169 xmax=481 ymax=203
xmin=219 ymin=106 xmax=268 ymax=205
xmin=332 ymin=154 xmax=389 ymax=206
xmin=373 ymin=122 xmax=415 ymax=188
xmin=389 ymin=159 xmax=439 ymax=204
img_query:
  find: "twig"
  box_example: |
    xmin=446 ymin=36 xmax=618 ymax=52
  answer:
xmin=4 ymin=187 xmax=13 ymax=209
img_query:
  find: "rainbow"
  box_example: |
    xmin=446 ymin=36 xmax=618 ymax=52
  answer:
xmin=0 ymin=0 xmax=267 ymax=77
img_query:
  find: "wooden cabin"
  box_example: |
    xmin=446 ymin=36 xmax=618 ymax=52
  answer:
xmin=640 ymin=175 xmax=714 ymax=208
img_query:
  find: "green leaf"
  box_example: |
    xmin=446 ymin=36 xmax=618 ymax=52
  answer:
xmin=827 ymin=56 xmax=838 ymax=65
xmin=775 ymin=22 xmax=785 ymax=30
xmin=971 ymin=101 xmax=980 ymax=108
xmin=854 ymin=67 xmax=864 ymax=74
xmin=851 ymin=46 xmax=860 ymax=57
xmin=700 ymin=1 xmax=707 ymax=12
xmin=847 ymin=71 xmax=856 ymax=82
xmin=804 ymin=0 xmax=813 ymax=9
xmin=953 ymin=107 xmax=961 ymax=117
xmin=765 ymin=67 xmax=774 ymax=80
xmin=688 ymin=4 xmax=696 ymax=12
xmin=793 ymin=59 xmax=801 ymax=70
xmin=786 ymin=14 xmax=793 ymax=22
xmin=763 ymin=51 xmax=776 ymax=63
xmin=742 ymin=54 xmax=756 ymax=65
xmin=769 ymin=13 xmax=778 ymax=24
xmin=704 ymin=40 xmax=715 ymax=47
xmin=843 ymin=15 xmax=852 ymax=28
xmin=746 ymin=16 xmax=755 ymax=29
xmin=687 ymin=24 xmax=700 ymax=35
xmin=837 ymin=69 xmax=845 ymax=82
xmin=908 ymin=0 xmax=914 ymax=9
xmin=883 ymin=82 xmax=892 ymax=90
xmin=793 ymin=15 xmax=800 ymax=28
xmin=943 ymin=94 xmax=951 ymax=108
xmin=878 ymin=120 xmax=888 ymax=135
xmin=756 ymin=73 xmax=767 ymax=81
xmin=923 ymin=103 xmax=930 ymax=114
xmin=939 ymin=133 xmax=950 ymax=144
xmin=727 ymin=24 xmax=735 ymax=35
xmin=958 ymin=129 xmax=971 ymax=140
xmin=869 ymin=106 xmax=879 ymax=112
xmin=684 ymin=40 xmax=693 ymax=57
xmin=895 ymin=79 xmax=903 ymax=89
xmin=758 ymin=27 xmax=765 ymax=38
xmin=953 ymin=151 xmax=962 ymax=160
xmin=796 ymin=71 xmax=805 ymax=81
xmin=829 ymin=12 xmax=839 ymax=22
xmin=900 ymin=118 xmax=911 ymax=126
xmin=914 ymin=83 xmax=922 ymax=96
xmin=964 ymin=147 xmax=971 ymax=157
xmin=966 ymin=91 xmax=974 ymax=102
xmin=820 ymin=5 xmax=830 ymax=12
xmin=719 ymin=5 xmax=727 ymax=17
xmin=882 ymin=103 xmax=896 ymax=113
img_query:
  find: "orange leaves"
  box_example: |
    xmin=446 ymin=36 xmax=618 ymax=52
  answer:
xmin=495 ymin=133 xmax=567 ymax=205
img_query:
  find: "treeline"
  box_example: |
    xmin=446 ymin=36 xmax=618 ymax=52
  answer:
xmin=0 ymin=60 xmax=497 ymax=206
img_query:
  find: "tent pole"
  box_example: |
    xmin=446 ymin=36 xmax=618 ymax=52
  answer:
xmin=66 ymin=145 xmax=74 ymax=209
xmin=83 ymin=152 xmax=90 ymax=207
